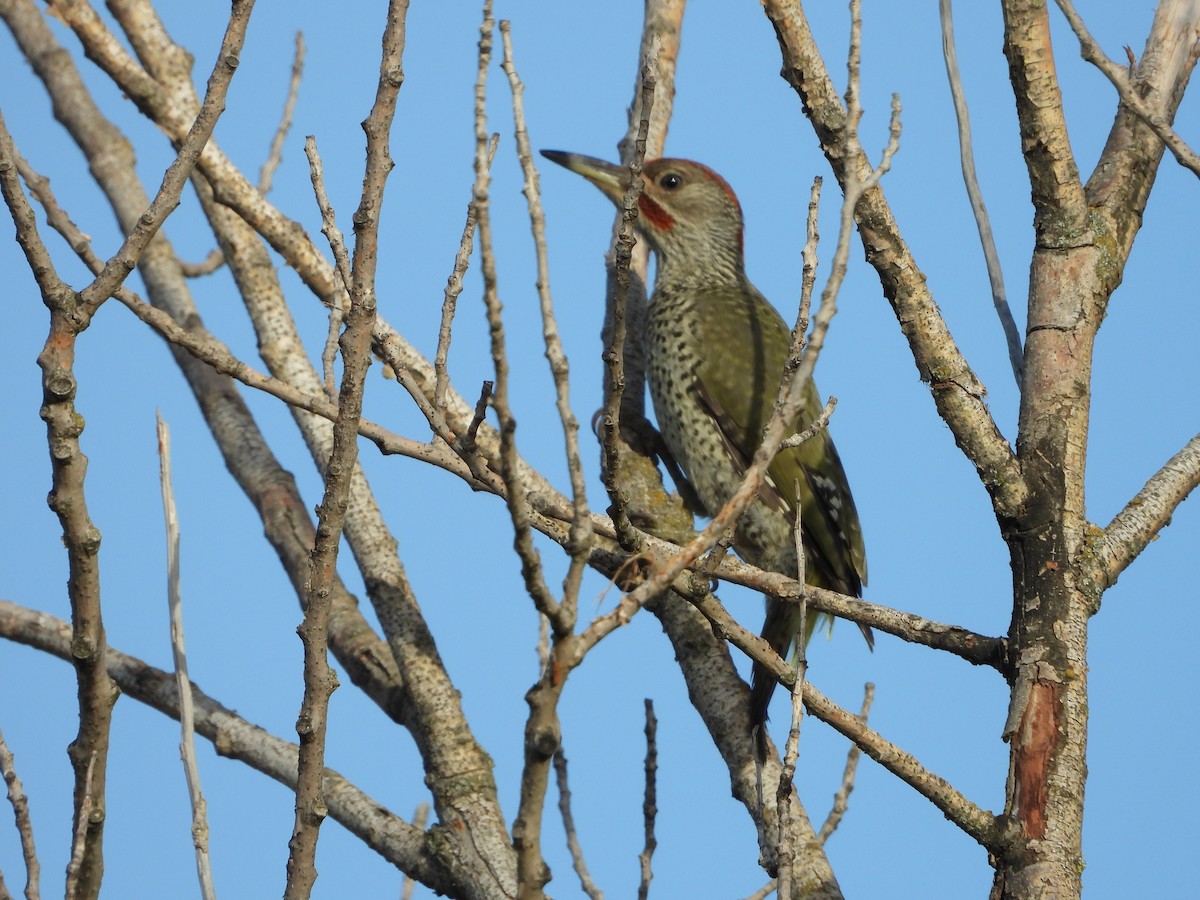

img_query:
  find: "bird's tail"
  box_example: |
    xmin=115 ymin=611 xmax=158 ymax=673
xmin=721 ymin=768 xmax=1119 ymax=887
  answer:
xmin=749 ymin=599 xmax=822 ymax=760
xmin=749 ymin=602 xmax=874 ymax=759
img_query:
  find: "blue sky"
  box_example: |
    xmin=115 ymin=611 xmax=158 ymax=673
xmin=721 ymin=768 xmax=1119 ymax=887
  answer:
xmin=1 ymin=2 xmax=1196 ymax=897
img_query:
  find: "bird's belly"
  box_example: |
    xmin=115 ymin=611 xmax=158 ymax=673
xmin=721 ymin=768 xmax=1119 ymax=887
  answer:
xmin=647 ymin=345 xmax=797 ymax=576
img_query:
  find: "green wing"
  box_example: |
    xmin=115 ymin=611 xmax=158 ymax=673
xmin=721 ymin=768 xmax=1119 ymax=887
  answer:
xmin=691 ymin=283 xmax=867 ymax=597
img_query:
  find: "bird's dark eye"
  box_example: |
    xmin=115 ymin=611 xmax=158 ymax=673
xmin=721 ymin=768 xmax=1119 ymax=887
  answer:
xmin=659 ymin=172 xmax=683 ymax=190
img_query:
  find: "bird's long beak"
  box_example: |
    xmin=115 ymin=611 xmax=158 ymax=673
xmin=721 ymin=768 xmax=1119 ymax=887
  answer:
xmin=540 ymin=150 xmax=627 ymax=205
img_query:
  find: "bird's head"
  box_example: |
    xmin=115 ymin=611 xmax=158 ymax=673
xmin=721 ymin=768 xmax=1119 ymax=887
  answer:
xmin=541 ymin=150 xmax=746 ymax=287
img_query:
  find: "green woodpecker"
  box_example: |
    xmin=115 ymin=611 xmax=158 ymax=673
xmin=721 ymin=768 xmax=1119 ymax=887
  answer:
xmin=541 ymin=150 xmax=869 ymax=750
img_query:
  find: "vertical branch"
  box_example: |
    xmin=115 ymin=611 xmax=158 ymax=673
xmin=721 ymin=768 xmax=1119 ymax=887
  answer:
xmin=474 ymin=5 xmax=560 ymax=627
xmin=1 ymin=3 xmax=252 ymax=886
xmin=599 ymin=57 xmax=657 ymax=546
xmin=552 ymin=750 xmax=604 ymax=900
xmin=0 ymin=107 xmax=115 ymax=900
xmin=284 ymin=2 xmax=405 ymax=895
xmin=0 ymin=727 xmax=40 ymax=900
xmin=598 ymin=0 xmax=693 ymax=555
xmin=470 ymin=3 xmax=557 ymax=892
xmin=636 ymin=699 xmax=658 ymax=900
xmin=771 ymin=482 xmax=810 ymax=894
xmin=939 ymin=0 xmax=1024 ymax=386
xmin=499 ymin=20 xmax=595 ymax=623
xmin=156 ymin=415 xmax=216 ymax=900
xmin=998 ymin=4 xmax=1095 ymax=895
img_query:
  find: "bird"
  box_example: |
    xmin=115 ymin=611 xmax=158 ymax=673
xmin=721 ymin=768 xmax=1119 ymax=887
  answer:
xmin=541 ymin=150 xmax=870 ymax=753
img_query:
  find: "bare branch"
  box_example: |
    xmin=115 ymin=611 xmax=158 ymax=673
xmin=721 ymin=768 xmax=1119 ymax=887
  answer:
xmin=0 ymin=107 xmax=115 ymax=899
xmin=762 ymin=0 xmax=1028 ymax=523
xmin=1088 ymin=433 xmax=1200 ymax=593
xmin=433 ymin=161 xmax=483 ymax=414
xmin=803 ymin=681 xmax=1000 ymax=850
xmin=1056 ymin=0 xmax=1200 ymax=178
xmin=156 ymin=415 xmax=216 ymax=900
xmin=601 ymin=55 xmax=657 ymax=546
xmin=285 ymin=1 xmax=405 ymax=892
xmin=553 ymin=750 xmax=605 ymax=900
xmin=637 ymin=699 xmax=658 ymax=900
xmin=939 ymin=0 xmax=1024 ymax=385
xmin=818 ymin=683 xmax=874 ymax=845
xmin=0 ymin=727 xmax=39 ymax=900
xmin=78 ymin=0 xmax=256 ymax=317
xmin=500 ymin=18 xmax=595 ymax=623
xmin=0 ymin=601 xmax=466 ymax=895
xmin=259 ymin=31 xmax=306 ymax=194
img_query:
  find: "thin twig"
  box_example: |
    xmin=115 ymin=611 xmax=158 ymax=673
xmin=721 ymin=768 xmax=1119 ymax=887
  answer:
xmin=62 ymin=752 xmax=96 ymax=900
xmin=304 ymin=137 xmax=353 ymax=299
xmin=322 ymin=297 xmax=344 ymax=403
xmin=601 ymin=54 xmax=657 ymax=546
xmin=637 ymin=699 xmax=658 ymax=900
xmin=0 ymin=727 xmax=39 ymax=900
xmin=553 ymin=750 xmax=604 ymax=900
xmin=433 ymin=162 xmax=486 ymax=414
xmin=259 ymin=31 xmax=306 ymax=195
xmin=500 ymin=19 xmax=594 ymax=627
xmin=818 ymin=683 xmax=874 ymax=844
xmin=305 ymin=137 xmax=352 ymax=404
xmin=463 ymin=380 xmax=494 ymax=455
xmin=177 ymin=249 xmax=225 ymax=278
xmin=285 ymin=2 xmax=406 ymax=894
xmin=473 ymin=8 xmax=562 ymax=631
xmin=78 ymin=0 xmax=257 ymax=316
xmin=156 ymin=414 xmax=216 ymax=900
xmin=940 ymin=0 xmax=1024 ymax=386
xmin=1055 ymin=0 xmax=1200 ymax=178
xmin=771 ymin=481 xmax=811 ymax=892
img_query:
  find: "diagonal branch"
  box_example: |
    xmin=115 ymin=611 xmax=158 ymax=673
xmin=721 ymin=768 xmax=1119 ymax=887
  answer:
xmin=1056 ymin=0 xmax=1200 ymax=178
xmin=801 ymin=681 xmax=1001 ymax=850
xmin=761 ymin=0 xmax=1028 ymax=523
xmin=0 ymin=600 xmax=466 ymax=896
xmin=78 ymin=0 xmax=255 ymax=316
xmin=3 ymin=1 xmax=412 ymax=732
xmin=1087 ymin=433 xmax=1200 ymax=593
